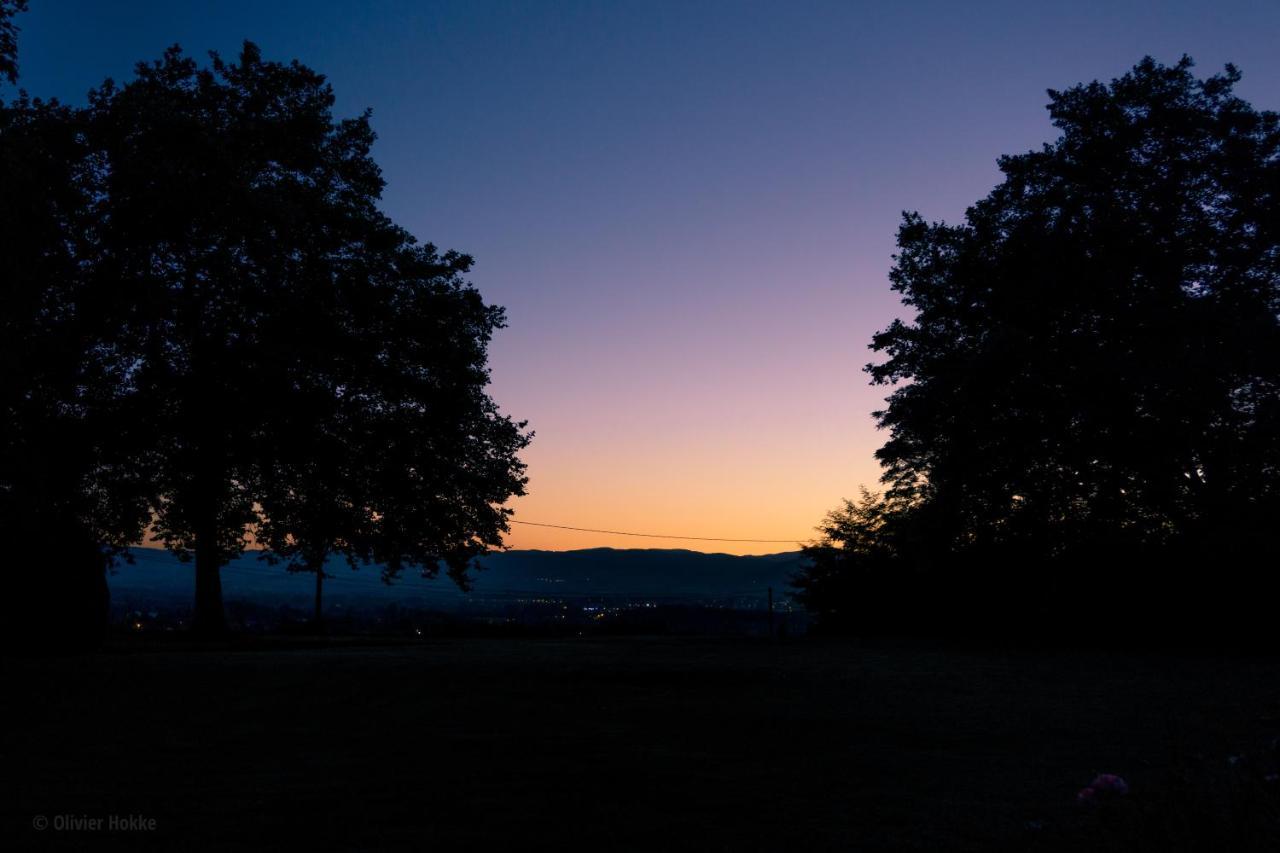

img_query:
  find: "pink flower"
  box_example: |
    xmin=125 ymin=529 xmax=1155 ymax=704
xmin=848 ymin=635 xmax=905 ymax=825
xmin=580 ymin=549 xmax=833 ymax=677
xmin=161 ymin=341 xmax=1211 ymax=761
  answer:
xmin=1077 ymin=773 xmax=1129 ymax=806
xmin=1089 ymin=774 xmax=1130 ymax=796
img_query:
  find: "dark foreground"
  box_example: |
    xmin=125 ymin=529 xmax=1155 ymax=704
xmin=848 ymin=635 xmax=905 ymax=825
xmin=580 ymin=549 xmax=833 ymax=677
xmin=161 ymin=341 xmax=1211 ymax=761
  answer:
xmin=6 ymin=637 xmax=1280 ymax=851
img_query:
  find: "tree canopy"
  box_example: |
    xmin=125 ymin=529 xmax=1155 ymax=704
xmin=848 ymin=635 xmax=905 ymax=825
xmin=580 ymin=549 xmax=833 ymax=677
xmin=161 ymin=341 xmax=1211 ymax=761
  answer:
xmin=797 ymin=57 xmax=1280 ymax=639
xmin=1 ymin=16 xmax=154 ymax=644
xmin=2 ymin=38 xmax=530 ymax=639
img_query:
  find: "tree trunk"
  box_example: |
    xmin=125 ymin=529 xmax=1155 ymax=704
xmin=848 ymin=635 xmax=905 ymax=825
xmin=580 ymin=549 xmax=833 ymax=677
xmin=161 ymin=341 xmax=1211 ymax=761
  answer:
xmin=192 ymin=535 xmax=226 ymax=637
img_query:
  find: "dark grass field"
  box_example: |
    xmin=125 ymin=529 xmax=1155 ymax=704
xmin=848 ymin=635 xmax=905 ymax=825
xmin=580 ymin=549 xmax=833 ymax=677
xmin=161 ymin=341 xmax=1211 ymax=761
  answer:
xmin=6 ymin=637 xmax=1280 ymax=851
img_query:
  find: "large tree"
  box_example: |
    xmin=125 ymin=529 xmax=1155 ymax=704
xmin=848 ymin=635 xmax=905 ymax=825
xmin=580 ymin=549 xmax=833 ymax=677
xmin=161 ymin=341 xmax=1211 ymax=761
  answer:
xmin=1 ymin=93 xmax=154 ymax=647
xmin=799 ymin=57 xmax=1280 ymax=637
xmin=0 ymin=0 xmax=139 ymax=649
xmin=254 ymin=243 xmax=530 ymax=624
xmin=87 ymin=43 xmax=528 ymax=634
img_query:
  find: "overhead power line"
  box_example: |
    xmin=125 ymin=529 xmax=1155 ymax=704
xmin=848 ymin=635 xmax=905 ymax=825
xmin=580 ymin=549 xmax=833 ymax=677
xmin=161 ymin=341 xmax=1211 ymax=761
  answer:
xmin=508 ymin=519 xmax=805 ymax=544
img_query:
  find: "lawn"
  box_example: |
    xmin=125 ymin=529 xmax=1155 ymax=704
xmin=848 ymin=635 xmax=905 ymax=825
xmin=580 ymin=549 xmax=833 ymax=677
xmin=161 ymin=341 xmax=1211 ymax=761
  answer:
xmin=6 ymin=637 xmax=1280 ymax=850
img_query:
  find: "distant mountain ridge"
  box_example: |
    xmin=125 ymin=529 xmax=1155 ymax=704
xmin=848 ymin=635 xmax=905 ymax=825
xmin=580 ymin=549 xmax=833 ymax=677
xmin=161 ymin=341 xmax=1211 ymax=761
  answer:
xmin=107 ymin=546 xmax=809 ymax=610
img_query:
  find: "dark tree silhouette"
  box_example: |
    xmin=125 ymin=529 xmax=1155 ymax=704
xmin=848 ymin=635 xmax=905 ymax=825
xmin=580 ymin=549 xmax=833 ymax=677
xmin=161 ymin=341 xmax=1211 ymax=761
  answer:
xmin=1 ymin=93 xmax=154 ymax=648
xmin=797 ymin=57 xmax=1280 ymax=639
xmin=0 ymin=0 xmax=26 ymax=85
xmin=254 ymin=373 xmax=372 ymax=627
xmin=86 ymin=43 xmax=528 ymax=635
xmin=353 ymin=252 xmax=531 ymax=591
xmin=792 ymin=489 xmax=901 ymax=635
xmin=254 ymin=244 xmax=530 ymax=625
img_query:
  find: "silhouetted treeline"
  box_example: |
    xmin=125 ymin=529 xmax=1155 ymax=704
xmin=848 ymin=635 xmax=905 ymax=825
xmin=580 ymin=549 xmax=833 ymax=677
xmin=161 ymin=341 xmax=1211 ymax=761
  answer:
xmin=2 ymin=25 xmax=529 ymax=646
xmin=795 ymin=58 xmax=1280 ymax=644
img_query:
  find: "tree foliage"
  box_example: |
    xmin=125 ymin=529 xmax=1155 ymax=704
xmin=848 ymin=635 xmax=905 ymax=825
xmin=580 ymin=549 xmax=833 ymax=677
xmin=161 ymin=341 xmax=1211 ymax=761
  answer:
xmin=0 ymin=0 xmax=27 ymax=85
xmin=798 ymin=57 xmax=1280 ymax=639
xmin=86 ymin=44 xmax=528 ymax=632
xmin=1 ymin=92 xmax=153 ymax=646
xmin=3 ymin=40 xmax=530 ymax=638
xmin=792 ymin=490 xmax=902 ymax=634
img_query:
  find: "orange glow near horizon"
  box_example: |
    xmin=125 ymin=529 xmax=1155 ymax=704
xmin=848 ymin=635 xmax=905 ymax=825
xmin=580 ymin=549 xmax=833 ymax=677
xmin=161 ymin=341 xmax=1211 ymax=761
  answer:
xmin=470 ymin=238 xmax=907 ymax=556
xmin=496 ymin=436 xmax=884 ymax=556
xmin=488 ymin=311 xmax=893 ymax=555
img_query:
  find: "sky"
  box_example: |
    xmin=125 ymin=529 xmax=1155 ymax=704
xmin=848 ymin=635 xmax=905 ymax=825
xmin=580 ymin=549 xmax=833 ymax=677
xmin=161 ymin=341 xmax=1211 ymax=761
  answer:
xmin=15 ymin=1 xmax=1280 ymax=553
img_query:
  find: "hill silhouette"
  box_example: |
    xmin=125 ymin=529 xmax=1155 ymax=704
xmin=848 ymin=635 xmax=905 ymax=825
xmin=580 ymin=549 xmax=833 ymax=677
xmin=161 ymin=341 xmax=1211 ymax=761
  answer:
xmin=105 ymin=547 xmax=807 ymax=611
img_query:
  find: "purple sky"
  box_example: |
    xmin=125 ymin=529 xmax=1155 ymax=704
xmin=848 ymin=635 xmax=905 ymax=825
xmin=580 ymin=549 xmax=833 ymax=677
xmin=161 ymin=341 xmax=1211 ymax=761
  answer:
xmin=17 ymin=1 xmax=1280 ymax=551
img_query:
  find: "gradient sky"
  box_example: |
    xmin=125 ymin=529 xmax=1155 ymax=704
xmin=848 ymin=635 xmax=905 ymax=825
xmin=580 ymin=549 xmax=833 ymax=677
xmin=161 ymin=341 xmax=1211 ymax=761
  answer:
xmin=16 ymin=1 xmax=1280 ymax=553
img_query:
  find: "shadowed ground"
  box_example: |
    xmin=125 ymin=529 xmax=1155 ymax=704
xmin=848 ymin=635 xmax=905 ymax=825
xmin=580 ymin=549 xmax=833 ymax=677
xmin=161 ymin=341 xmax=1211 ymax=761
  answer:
xmin=6 ymin=637 xmax=1279 ymax=850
